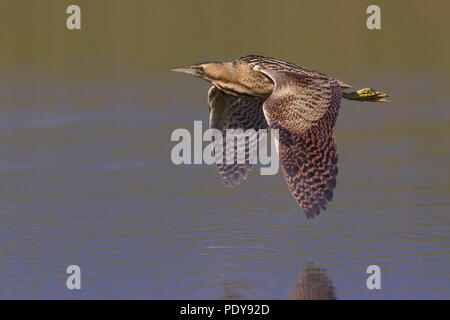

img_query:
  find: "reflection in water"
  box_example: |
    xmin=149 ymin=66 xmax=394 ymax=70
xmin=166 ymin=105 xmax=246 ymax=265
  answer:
xmin=222 ymin=279 xmax=247 ymax=300
xmin=220 ymin=264 xmax=336 ymax=300
xmin=291 ymin=264 xmax=336 ymax=300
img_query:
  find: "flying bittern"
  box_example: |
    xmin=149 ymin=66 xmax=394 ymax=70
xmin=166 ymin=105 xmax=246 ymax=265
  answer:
xmin=171 ymin=55 xmax=389 ymax=219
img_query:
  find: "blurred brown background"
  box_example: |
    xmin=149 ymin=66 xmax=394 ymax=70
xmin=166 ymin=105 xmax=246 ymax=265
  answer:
xmin=1 ymin=0 xmax=449 ymax=82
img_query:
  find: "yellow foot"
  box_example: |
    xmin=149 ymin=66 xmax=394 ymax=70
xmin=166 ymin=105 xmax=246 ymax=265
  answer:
xmin=343 ymin=87 xmax=390 ymax=102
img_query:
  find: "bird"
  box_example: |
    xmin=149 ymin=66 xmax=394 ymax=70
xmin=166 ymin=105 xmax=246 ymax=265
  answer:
xmin=171 ymin=55 xmax=388 ymax=219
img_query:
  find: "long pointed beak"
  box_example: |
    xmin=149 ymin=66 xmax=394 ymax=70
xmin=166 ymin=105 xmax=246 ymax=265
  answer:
xmin=170 ymin=65 xmax=204 ymax=77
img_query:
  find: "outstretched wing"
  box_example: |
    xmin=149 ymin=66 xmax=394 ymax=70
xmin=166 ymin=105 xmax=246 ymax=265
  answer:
xmin=254 ymin=66 xmax=342 ymax=218
xmin=208 ymin=86 xmax=268 ymax=187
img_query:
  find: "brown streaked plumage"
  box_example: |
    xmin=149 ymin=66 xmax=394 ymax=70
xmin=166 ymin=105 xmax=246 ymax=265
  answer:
xmin=208 ymin=86 xmax=267 ymax=186
xmin=172 ymin=55 xmax=389 ymax=219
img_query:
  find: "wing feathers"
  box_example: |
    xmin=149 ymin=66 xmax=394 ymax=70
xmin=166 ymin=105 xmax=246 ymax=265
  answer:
xmin=208 ymin=86 xmax=268 ymax=187
xmin=254 ymin=64 xmax=342 ymax=218
xmin=207 ymin=56 xmax=344 ymax=219
xmin=274 ymin=121 xmax=339 ymax=218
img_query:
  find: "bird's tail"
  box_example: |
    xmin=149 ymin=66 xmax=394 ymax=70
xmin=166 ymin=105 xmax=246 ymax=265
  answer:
xmin=342 ymin=87 xmax=389 ymax=102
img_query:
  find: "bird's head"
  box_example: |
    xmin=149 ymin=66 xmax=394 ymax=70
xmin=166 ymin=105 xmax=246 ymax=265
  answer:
xmin=171 ymin=60 xmax=273 ymax=100
xmin=171 ymin=62 xmax=233 ymax=82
